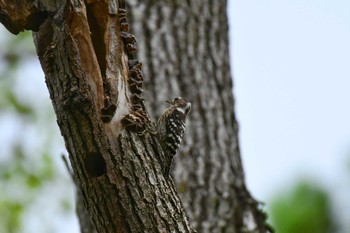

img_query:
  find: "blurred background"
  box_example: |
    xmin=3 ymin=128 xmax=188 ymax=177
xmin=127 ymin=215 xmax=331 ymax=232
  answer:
xmin=0 ymin=0 xmax=349 ymax=232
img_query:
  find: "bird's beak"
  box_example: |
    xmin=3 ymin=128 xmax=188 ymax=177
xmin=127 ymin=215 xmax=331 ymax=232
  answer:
xmin=165 ymin=100 xmax=173 ymax=105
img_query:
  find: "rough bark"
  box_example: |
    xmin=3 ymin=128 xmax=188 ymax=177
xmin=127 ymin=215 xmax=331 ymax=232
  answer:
xmin=0 ymin=0 xmax=195 ymax=232
xmin=128 ymin=1 xmax=272 ymax=232
xmin=0 ymin=0 xmax=273 ymax=232
xmin=63 ymin=155 xmax=98 ymax=233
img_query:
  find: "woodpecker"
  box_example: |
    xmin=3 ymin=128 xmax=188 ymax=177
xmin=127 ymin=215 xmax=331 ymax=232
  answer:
xmin=157 ymin=97 xmax=191 ymax=178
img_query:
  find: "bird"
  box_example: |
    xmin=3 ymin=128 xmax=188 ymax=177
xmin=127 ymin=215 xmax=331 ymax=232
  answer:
xmin=157 ymin=97 xmax=191 ymax=178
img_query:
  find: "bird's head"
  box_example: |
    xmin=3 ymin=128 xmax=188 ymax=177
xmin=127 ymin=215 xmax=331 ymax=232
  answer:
xmin=166 ymin=97 xmax=191 ymax=114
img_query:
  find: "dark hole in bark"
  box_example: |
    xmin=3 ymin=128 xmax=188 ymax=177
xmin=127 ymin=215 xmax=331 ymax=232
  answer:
xmin=84 ymin=152 xmax=107 ymax=177
xmin=85 ymin=4 xmax=106 ymax=77
xmin=27 ymin=11 xmax=48 ymax=32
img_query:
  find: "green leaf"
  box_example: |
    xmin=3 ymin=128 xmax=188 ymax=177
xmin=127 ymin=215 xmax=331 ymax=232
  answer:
xmin=269 ymin=181 xmax=334 ymax=233
xmin=0 ymin=200 xmax=24 ymax=233
xmin=5 ymin=91 xmax=34 ymax=116
xmin=26 ymin=174 xmax=42 ymax=189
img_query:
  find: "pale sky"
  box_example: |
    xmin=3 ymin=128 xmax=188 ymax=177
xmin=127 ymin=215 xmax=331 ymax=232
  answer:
xmin=229 ymin=0 xmax=350 ymax=229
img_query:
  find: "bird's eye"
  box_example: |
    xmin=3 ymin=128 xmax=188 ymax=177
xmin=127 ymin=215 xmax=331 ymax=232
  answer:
xmin=174 ymin=97 xmax=180 ymax=101
xmin=184 ymin=103 xmax=191 ymax=114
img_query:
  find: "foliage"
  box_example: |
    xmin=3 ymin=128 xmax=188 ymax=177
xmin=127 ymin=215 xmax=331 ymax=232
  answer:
xmin=0 ymin=28 xmax=74 ymax=233
xmin=269 ymin=181 xmax=334 ymax=233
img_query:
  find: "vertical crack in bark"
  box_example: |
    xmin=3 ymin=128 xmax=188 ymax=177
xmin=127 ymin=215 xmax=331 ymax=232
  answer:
xmin=85 ymin=2 xmax=107 ymax=76
xmin=66 ymin=1 xmax=104 ymax=111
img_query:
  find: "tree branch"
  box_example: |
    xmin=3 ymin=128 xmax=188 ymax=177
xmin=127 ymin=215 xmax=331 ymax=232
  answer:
xmin=0 ymin=0 xmax=55 ymax=34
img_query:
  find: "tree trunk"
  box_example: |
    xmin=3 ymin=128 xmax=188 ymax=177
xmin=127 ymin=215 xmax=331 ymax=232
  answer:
xmin=127 ymin=1 xmax=272 ymax=232
xmin=0 ymin=0 xmax=195 ymax=232
xmin=0 ymin=0 xmax=272 ymax=232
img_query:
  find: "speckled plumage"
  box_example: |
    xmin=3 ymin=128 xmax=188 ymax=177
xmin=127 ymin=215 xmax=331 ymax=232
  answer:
xmin=157 ymin=97 xmax=191 ymax=178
